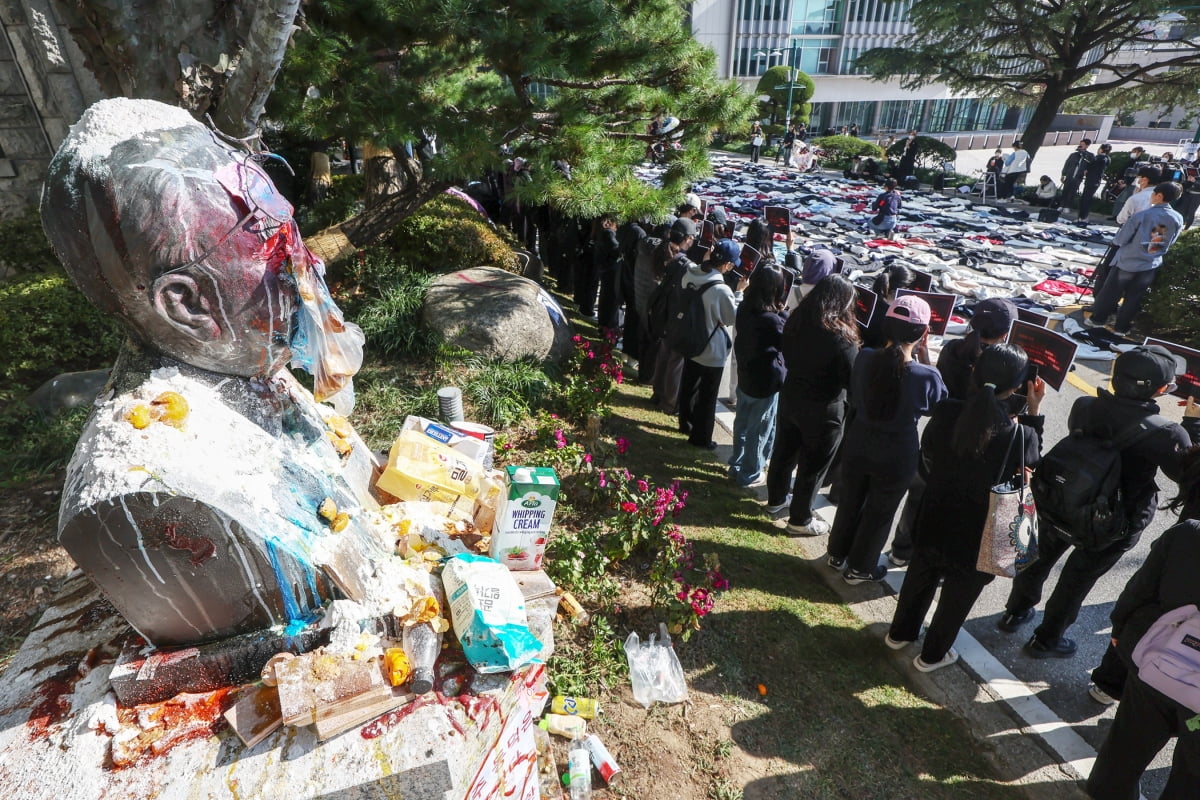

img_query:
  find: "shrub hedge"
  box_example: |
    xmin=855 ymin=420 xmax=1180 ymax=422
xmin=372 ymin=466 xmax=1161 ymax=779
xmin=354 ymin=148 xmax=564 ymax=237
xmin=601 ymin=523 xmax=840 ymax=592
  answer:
xmin=811 ymin=135 xmax=883 ymax=167
xmin=886 ymin=136 xmax=957 ymax=170
xmin=1143 ymin=228 xmax=1200 ymax=347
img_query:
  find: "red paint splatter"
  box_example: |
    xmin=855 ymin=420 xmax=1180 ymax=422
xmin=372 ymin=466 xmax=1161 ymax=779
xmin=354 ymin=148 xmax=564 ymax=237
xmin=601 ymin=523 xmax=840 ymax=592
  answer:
xmin=360 ymin=694 xmax=435 ymax=740
xmin=111 ymin=688 xmax=234 ymax=768
xmin=160 ymin=523 xmax=216 ymax=567
xmin=26 ymin=669 xmax=77 ymax=741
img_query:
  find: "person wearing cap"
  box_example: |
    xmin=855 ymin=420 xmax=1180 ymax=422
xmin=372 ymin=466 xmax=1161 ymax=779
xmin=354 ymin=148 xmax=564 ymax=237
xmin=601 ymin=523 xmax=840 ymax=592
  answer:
xmin=677 ymin=238 xmax=746 ymax=449
xmin=1084 ymin=181 xmax=1184 ymax=336
xmin=648 ymin=216 xmax=699 ymax=415
xmin=1077 ymin=143 xmax=1113 ymax=222
xmin=727 ymin=264 xmax=787 ymax=485
xmin=826 ymin=295 xmax=948 ymax=584
xmin=1000 ymin=345 xmax=1200 ymax=659
xmin=884 ymin=297 xmax=1020 ymax=568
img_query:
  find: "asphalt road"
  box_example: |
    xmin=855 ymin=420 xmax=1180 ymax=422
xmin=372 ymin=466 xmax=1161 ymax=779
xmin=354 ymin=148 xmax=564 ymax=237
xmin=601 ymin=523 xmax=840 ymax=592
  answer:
xmin=950 ymin=328 xmax=1189 ymax=796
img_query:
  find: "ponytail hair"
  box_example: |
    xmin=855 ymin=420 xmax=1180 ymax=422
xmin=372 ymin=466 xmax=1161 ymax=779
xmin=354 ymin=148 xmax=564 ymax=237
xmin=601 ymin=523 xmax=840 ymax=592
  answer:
xmin=951 ymin=344 xmax=1029 ymax=458
xmin=1167 ymin=445 xmax=1200 ymax=514
xmin=864 ymin=317 xmax=927 ymax=421
xmin=872 ymin=264 xmax=916 ymax=302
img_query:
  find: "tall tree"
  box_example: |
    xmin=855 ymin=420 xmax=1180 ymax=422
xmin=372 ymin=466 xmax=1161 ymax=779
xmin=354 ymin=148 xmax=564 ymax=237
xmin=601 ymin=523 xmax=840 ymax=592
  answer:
xmin=854 ymin=1 xmax=1200 ymax=157
xmin=271 ymin=0 xmax=751 ymax=252
xmin=754 ymin=65 xmax=814 ymax=126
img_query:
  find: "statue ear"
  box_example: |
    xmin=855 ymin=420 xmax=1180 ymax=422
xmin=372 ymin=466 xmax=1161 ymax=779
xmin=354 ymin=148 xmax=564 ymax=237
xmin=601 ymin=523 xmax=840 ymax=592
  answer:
xmin=152 ymin=274 xmax=220 ymax=341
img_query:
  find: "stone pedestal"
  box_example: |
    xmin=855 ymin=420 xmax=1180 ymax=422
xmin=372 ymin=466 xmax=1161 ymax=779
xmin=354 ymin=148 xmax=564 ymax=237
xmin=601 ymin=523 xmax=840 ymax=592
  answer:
xmin=0 ymin=576 xmax=546 ymax=800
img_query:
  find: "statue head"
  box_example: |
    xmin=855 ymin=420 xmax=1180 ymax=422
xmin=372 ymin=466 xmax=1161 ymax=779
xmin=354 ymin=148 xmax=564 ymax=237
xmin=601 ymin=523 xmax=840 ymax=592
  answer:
xmin=41 ymin=99 xmax=362 ymax=400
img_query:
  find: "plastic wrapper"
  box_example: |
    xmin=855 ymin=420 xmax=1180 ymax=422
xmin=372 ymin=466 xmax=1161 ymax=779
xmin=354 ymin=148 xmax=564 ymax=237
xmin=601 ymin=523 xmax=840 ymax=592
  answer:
xmin=443 ymin=553 xmax=543 ymax=673
xmin=624 ymin=623 xmax=688 ymax=707
xmin=376 ymin=429 xmax=483 ymax=509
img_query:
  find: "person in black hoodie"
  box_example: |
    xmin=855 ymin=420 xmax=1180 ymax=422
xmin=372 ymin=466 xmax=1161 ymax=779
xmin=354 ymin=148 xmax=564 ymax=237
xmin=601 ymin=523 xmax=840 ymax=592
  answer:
xmin=1000 ymin=346 xmax=1200 ymax=658
xmin=727 ymin=266 xmax=788 ymax=487
xmin=764 ymin=274 xmax=860 ymax=535
xmin=593 ymin=214 xmax=623 ymax=331
xmin=1086 ymin=450 xmax=1200 ymax=799
xmin=887 ymin=344 xmax=1045 ymax=672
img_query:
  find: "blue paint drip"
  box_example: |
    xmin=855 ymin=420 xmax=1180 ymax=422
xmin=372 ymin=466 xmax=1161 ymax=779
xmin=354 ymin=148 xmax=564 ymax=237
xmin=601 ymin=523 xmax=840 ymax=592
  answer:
xmin=266 ymin=538 xmax=304 ymax=625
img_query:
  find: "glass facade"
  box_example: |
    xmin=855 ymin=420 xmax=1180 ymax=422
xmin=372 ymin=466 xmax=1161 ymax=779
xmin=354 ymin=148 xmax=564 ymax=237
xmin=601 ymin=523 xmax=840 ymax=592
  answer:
xmin=742 ymin=0 xmax=788 ymax=21
xmin=878 ymin=99 xmax=923 ymax=132
xmin=735 ymin=39 xmax=839 ymax=76
xmin=791 ymin=0 xmax=842 ymax=35
xmin=846 ymin=0 xmax=912 ymax=22
xmin=836 ymin=100 xmax=877 ymax=132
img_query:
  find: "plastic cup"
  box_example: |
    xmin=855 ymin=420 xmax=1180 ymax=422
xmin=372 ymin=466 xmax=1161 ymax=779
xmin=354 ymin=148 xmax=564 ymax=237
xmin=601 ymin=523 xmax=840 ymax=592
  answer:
xmin=437 ymin=386 xmax=464 ymax=423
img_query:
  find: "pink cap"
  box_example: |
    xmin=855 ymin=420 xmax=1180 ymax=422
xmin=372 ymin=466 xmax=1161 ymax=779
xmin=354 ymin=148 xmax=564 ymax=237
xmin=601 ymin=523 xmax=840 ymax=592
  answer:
xmin=885 ymin=295 xmax=931 ymax=325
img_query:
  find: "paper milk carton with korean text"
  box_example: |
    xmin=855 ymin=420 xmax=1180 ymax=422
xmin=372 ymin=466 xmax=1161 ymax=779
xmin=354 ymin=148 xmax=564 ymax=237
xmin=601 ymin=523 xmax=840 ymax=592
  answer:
xmin=490 ymin=466 xmax=559 ymax=570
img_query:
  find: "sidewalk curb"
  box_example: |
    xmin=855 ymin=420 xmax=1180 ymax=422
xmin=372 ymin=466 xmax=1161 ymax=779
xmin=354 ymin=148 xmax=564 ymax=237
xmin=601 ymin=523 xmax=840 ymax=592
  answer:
xmin=712 ymin=402 xmax=1091 ymax=799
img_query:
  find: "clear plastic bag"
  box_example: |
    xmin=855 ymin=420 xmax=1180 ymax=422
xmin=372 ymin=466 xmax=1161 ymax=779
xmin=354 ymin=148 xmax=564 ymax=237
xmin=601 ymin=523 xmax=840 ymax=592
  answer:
xmin=624 ymin=622 xmax=688 ymax=708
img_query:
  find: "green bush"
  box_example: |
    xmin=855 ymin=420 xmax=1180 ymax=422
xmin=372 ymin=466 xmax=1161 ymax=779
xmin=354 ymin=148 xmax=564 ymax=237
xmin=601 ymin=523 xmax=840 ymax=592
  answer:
xmin=886 ymin=136 xmax=957 ymax=170
xmin=0 ymin=208 xmax=58 ymax=277
xmin=0 ymin=405 xmax=90 ymax=487
xmin=457 ymin=354 xmax=552 ymax=428
xmin=385 ymin=194 xmax=519 ymax=275
xmin=0 ymin=274 xmax=123 ymax=401
xmin=1143 ymin=228 xmax=1200 ymax=347
xmin=812 ymin=135 xmax=883 ymax=167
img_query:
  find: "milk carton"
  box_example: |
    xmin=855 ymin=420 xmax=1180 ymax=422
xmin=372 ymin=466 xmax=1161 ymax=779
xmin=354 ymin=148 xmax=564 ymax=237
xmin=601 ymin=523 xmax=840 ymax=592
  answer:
xmin=490 ymin=466 xmax=559 ymax=570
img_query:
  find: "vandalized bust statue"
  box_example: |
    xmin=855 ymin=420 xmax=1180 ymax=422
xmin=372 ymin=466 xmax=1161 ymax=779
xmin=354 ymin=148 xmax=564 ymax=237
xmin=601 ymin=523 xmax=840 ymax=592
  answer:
xmin=42 ymin=99 xmax=392 ymax=646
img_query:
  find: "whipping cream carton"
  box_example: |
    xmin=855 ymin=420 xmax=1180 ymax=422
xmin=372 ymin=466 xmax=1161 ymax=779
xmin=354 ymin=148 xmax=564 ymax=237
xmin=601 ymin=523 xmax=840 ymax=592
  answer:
xmin=490 ymin=466 xmax=559 ymax=570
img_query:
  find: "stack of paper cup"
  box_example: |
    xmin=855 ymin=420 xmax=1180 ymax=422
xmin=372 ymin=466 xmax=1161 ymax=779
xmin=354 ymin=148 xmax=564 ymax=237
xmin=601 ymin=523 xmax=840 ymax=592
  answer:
xmin=450 ymin=421 xmax=496 ymax=470
xmin=437 ymin=386 xmax=464 ymax=423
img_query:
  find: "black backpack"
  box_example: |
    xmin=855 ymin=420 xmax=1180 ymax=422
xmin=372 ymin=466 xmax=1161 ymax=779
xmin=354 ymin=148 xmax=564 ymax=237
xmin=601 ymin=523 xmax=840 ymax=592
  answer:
xmin=665 ymin=279 xmax=727 ymax=360
xmin=1031 ymin=404 xmax=1170 ymax=550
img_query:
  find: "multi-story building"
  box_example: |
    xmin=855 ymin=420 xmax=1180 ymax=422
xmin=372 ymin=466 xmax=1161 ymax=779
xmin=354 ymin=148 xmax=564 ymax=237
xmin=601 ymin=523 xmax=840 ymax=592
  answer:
xmin=690 ymin=0 xmax=1026 ymax=135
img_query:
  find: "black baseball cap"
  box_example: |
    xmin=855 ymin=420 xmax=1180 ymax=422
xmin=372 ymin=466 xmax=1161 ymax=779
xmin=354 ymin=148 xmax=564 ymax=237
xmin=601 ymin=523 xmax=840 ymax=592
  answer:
xmin=669 ymin=217 xmax=698 ymax=243
xmin=970 ymin=298 xmax=1017 ymax=339
xmin=1113 ymin=345 xmax=1181 ymax=398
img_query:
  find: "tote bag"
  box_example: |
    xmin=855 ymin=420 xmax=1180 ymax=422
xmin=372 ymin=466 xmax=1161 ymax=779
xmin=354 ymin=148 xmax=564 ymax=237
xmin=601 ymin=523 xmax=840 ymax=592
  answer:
xmin=977 ymin=426 xmax=1039 ymax=578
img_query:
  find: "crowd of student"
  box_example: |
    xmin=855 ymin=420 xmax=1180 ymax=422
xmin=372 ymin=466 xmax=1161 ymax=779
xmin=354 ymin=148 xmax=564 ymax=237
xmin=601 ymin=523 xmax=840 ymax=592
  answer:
xmin=536 ymin=180 xmax=1199 ymax=796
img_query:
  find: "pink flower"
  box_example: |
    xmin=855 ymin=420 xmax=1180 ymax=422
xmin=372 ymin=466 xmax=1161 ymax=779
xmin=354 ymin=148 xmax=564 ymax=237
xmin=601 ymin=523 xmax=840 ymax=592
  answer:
xmin=553 ymin=429 xmax=566 ymax=449
xmin=598 ymin=470 xmax=607 ymax=488
xmin=583 ymin=453 xmax=592 ymax=464
xmin=616 ymin=437 xmax=630 ymax=455
xmin=637 ymin=479 xmax=649 ymax=493
xmin=710 ymin=573 xmax=730 ymax=591
xmin=620 ymin=501 xmax=638 ymax=513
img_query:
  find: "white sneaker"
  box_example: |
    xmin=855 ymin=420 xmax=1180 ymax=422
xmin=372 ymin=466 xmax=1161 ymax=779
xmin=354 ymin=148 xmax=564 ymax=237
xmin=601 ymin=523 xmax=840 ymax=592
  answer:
xmin=764 ymin=494 xmax=792 ymax=514
xmin=1088 ymin=684 xmax=1117 ymax=705
xmin=884 ymin=634 xmax=912 ymax=650
xmin=785 ymin=518 xmax=830 ymax=536
xmin=914 ymin=649 xmax=959 ymax=673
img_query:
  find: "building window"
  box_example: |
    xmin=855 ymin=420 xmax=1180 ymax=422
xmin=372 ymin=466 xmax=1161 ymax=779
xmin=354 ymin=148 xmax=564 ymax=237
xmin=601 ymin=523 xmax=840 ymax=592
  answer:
xmin=792 ymin=0 xmax=842 ymax=35
xmin=926 ymin=99 xmax=952 ymax=132
xmin=837 ymin=100 xmax=878 ymax=133
xmin=788 ymin=37 xmax=840 ymax=74
xmin=735 ymin=47 xmax=777 ymax=77
xmin=848 ymin=0 xmax=913 ymax=23
xmin=878 ymin=99 xmax=922 ymax=132
xmin=742 ymin=0 xmax=787 ymax=22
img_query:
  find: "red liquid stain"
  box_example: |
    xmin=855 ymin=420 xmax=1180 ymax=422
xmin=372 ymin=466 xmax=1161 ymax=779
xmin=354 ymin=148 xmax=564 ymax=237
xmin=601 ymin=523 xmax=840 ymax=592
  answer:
xmin=26 ymin=668 xmax=78 ymax=741
xmin=111 ymin=688 xmax=234 ymax=769
xmin=360 ymin=694 xmax=435 ymax=740
xmin=160 ymin=523 xmax=216 ymax=567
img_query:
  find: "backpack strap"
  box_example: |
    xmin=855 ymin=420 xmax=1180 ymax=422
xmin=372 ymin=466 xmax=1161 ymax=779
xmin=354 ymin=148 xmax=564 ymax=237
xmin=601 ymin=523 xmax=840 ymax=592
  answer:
xmin=1111 ymin=413 xmax=1171 ymax=450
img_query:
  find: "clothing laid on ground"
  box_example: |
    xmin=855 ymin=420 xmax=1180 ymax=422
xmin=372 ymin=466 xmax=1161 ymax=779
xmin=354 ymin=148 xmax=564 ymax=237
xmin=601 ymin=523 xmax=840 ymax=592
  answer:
xmin=828 ymin=350 xmax=948 ymax=573
xmin=766 ymin=323 xmax=859 ymax=526
xmin=728 ymin=306 xmax=786 ymax=485
xmin=1004 ymin=391 xmax=1199 ymax=649
xmin=1086 ymin=520 xmax=1200 ymax=800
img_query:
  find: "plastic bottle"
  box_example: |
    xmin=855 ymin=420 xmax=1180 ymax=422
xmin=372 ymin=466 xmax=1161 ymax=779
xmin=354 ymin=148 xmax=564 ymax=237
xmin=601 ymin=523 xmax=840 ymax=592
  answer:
xmin=403 ymin=621 xmax=441 ymax=694
xmin=538 ymin=713 xmax=587 ymax=738
xmin=566 ymin=731 xmax=592 ymax=799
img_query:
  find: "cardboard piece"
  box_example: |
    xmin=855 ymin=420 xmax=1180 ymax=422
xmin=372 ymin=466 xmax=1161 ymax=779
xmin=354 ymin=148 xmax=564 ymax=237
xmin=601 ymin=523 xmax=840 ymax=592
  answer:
xmin=1144 ymin=338 xmax=1200 ymax=399
xmin=895 ymin=288 xmax=957 ymax=336
xmin=314 ymin=687 xmax=412 ymax=741
xmin=274 ymin=651 xmax=387 ymax=727
xmin=224 ymin=684 xmax=283 ymax=748
xmin=1007 ymin=320 xmax=1078 ymax=391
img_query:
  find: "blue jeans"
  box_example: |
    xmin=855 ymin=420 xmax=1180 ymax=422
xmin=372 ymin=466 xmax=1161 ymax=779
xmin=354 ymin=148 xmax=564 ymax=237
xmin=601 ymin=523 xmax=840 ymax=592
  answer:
xmin=727 ymin=388 xmax=777 ymax=485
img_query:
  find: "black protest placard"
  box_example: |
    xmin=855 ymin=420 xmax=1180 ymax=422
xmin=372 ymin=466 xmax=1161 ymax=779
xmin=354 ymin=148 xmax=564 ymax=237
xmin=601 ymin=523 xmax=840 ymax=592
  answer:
xmin=733 ymin=244 xmax=761 ymax=279
xmin=1144 ymin=338 xmax=1200 ymax=400
xmin=1007 ymin=320 xmax=1078 ymax=391
xmin=895 ymin=289 xmax=957 ymax=337
xmin=1016 ymin=307 xmax=1050 ymax=327
xmin=855 ymin=285 xmax=878 ymax=328
xmin=764 ymin=205 xmax=790 ymax=235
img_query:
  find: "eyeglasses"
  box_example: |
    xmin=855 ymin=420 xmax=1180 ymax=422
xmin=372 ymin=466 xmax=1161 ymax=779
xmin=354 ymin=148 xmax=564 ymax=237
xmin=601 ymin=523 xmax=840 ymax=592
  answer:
xmin=157 ymin=149 xmax=295 ymax=279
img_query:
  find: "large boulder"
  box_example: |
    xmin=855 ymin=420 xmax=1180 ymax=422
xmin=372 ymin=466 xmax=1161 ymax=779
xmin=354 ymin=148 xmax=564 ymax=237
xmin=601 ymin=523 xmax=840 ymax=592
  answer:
xmin=422 ymin=267 xmax=573 ymax=362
